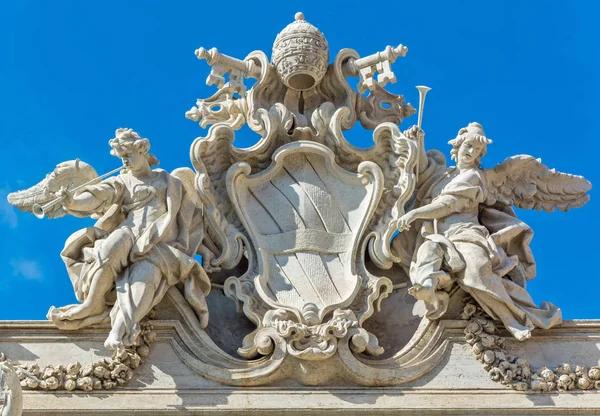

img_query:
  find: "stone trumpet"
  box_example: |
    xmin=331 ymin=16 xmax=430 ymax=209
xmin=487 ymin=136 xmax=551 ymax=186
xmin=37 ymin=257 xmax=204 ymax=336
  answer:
xmin=416 ymin=85 xmax=431 ymax=130
xmin=415 ymin=85 xmax=431 ymax=183
xmin=32 ymin=165 xmax=126 ymax=219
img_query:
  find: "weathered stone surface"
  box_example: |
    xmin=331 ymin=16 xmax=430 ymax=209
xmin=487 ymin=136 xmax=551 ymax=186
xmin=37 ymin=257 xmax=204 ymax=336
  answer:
xmin=1 ymin=308 xmax=600 ymax=414
xmin=2 ymin=10 xmax=596 ymax=414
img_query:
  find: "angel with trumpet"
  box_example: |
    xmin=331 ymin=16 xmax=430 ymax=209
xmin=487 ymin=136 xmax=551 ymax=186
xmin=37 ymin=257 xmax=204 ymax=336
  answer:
xmin=8 ymin=128 xmax=220 ymax=350
xmin=393 ymin=122 xmax=591 ymax=341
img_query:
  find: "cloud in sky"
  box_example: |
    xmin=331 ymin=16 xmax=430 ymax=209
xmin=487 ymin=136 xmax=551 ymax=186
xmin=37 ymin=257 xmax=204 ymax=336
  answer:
xmin=10 ymin=258 xmax=43 ymax=281
xmin=0 ymin=189 xmax=18 ymax=229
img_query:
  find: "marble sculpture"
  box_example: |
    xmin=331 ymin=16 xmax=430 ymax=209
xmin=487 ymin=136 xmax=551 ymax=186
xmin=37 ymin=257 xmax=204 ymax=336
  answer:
xmin=4 ymin=12 xmax=593 ymax=397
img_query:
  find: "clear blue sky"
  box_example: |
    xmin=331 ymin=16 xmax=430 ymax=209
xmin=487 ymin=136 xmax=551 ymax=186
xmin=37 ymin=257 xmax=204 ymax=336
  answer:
xmin=0 ymin=1 xmax=598 ymax=320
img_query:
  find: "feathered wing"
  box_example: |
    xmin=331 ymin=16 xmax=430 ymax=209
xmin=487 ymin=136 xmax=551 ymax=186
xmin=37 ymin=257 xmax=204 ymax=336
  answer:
xmin=186 ymin=130 xmax=250 ymax=271
xmin=364 ymin=123 xmax=419 ymax=269
xmin=171 ymin=167 xmax=201 ymax=207
xmin=483 ymin=155 xmax=591 ymax=212
xmin=7 ymin=160 xmax=98 ymax=219
xmin=370 ymin=124 xmax=419 ymax=232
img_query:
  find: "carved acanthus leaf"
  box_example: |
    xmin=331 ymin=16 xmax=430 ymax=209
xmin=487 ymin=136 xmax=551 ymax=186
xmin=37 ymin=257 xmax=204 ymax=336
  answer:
xmin=190 ymin=127 xmax=247 ymax=269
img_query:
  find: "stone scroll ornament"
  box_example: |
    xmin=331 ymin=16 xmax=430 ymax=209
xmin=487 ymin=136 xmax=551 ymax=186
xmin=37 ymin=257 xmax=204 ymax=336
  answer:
xmin=5 ymin=11 xmax=593 ymax=390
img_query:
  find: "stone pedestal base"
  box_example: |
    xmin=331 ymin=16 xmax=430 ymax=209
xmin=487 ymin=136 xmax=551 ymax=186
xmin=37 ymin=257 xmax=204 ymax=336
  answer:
xmin=2 ymin=316 xmax=599 ymax=415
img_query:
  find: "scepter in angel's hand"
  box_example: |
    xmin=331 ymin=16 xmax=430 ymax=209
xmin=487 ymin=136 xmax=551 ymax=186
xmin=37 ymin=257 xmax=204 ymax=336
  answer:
xmin=7 ymin=159 xmax=125 ymax=219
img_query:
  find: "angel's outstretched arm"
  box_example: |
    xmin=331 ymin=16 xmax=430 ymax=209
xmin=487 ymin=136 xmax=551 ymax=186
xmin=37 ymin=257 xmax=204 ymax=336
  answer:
xmin=60 ymin=189 xmax=106 ymax=212
xmin=58 ymin=177 xmax=122 ymax=215
xmin=409 ymin=199 xmax=455 ymax=221
xmin=397 ymin=198 xmax=456 ymax=231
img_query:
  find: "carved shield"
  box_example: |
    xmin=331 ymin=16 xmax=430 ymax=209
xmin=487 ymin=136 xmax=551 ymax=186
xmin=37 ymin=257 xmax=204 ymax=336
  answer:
xmin=227 ymin=141 xmax=383 ymax=323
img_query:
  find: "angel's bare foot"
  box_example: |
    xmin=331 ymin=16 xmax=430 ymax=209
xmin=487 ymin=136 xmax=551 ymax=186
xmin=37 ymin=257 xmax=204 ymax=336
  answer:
xmin=409 ymin=278 xmax=449 ymax=320
xmin=104 ymin=335 xmax=123 ymax=351
xmin=104 ymin=319 xmax=125 ymax=351
xmin=408 ymin=282 xmax=436 ymax=304
xmin=59 ymin=300 xmax=105 ymax=321
xmin=513 ymin=329 xmax=532 ymax=341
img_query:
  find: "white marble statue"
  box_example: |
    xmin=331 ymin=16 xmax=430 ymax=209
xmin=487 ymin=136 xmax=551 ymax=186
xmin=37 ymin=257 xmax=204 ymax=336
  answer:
xmin=393 ymin=122 xmax=591 ymax=340
xmin=9 ymin=128 xmax=214 ymax=350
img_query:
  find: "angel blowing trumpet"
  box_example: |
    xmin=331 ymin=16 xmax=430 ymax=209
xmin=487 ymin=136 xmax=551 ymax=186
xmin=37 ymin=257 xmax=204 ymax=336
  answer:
xmin=32 ymin=164 xmax=127 ymax=219
xmin=7 ymin=128 xmax=221 ymax=350
xmin=393 ymin=122 xmax=592 ymax=340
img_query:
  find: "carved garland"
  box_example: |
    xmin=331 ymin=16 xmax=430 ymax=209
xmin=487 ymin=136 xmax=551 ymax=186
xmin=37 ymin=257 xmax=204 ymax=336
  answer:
xmin=0 ymin=314 xmax=156 ymax=392
xmin=463 ymin=301 xmax=600 ymax=392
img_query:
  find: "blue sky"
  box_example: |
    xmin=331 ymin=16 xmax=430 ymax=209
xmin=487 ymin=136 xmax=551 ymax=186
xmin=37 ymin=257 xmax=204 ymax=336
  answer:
xmin=0 ymin=1 xmax=598 ymax=320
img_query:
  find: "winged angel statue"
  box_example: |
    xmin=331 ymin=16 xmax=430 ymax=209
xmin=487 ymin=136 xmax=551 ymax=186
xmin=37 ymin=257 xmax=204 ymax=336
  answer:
xmin=393 ymin=123 xmax=591 ymax=340
xmin=7 ymin=128 xmax=223 ymax=350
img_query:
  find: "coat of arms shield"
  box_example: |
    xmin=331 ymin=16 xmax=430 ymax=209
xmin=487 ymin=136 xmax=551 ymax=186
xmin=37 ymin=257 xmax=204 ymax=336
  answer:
xmin=227 ymin=141 xmax=383 ymax=324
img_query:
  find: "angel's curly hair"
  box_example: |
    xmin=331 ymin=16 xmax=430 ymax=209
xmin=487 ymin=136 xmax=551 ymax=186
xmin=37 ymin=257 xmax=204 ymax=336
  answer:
xmin=109 ymin=128 xmax=159 ymax=166
xmin=448 ymin=122 xmax=493 ymax=164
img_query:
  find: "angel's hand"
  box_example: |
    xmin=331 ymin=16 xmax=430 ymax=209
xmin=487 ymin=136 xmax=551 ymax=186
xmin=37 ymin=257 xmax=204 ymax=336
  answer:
xmin=397 ymin=211 xmax=416 ymax=232
xmin=402 ymin=125 xmax=424 ymax=142
xmin=56 ymin=186 xmax=74 ymax=208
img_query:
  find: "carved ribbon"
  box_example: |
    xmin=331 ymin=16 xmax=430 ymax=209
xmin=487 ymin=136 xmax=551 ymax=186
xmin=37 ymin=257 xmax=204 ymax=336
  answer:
xmin=258 ymin=230 xmax=353 ymax=255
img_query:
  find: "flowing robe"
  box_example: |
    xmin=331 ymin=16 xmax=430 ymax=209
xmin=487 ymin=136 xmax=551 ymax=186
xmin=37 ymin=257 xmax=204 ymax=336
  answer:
xmin=392 ymin=152 xmax=561 ymax=337
xmin=47 ymin=170 xmax=211 ymax=346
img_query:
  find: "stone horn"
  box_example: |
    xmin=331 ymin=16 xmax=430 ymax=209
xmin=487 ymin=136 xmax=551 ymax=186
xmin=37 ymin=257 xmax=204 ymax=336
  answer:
xmin=32 ymin=165 xmax=126 ymax=219
xmin=415 ymin=86 xmax=431 ymax=184
xmin=416 ymin=85 xmax=431 ymax=130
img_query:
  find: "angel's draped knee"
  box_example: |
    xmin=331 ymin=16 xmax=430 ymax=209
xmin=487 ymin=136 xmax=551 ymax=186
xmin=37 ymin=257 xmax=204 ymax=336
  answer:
xmin=455 ymin=243 xmax=495 ymax=286
xmin=61 ymin=227 xmax=134 ymax=302
xmin=411 ymin=240 xmax=450 ymax=289
xmin=96 ymin=228 xmax=135 ymax=274
xmin=411 ymin=237 xmax=465 ymax=291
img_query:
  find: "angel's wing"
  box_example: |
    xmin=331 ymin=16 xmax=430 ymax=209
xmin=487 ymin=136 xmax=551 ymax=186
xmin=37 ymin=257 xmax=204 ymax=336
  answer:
xmin=171 ymin=167 xmax=201 ymax=207
xmin=172 ymin=163 xmax=245 ymax=270
xmin=7 ymin=160 xmax=98 ymax=219
xmin=364 ymin=124 xmax=420 ymax=269
xmin=483 ymin=155 xmax=591 ymax=212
